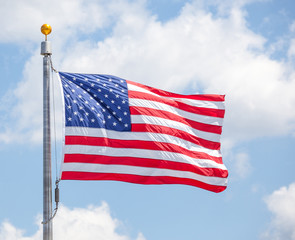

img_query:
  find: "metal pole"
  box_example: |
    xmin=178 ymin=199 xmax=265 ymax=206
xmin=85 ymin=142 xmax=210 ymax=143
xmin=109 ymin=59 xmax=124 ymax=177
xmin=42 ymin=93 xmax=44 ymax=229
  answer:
xmin=41 ymin=39 xmax=53 ymax=240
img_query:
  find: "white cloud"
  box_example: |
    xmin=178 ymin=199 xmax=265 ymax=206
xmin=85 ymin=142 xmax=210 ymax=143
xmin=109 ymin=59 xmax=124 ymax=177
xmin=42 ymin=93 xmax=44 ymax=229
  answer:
xmin=0 ymin=221 xmax=30 ymax=240
xmin=0 ymin=0 xmax=113 ymax=44
xmin=262 ymin=183 xmax=295 ymax=240
xmin=290 ymin=21 xmax=295 ymax=33
xmin=135 ymin=232 xmax=146 ymax=240
xmin=233 ymin=152 xmax=252 ymax=179
xmin=288 ymin=39 xmax=295 ymax=58
xmin=54 ymin=0 xmax=295 ymax=143
xmin=1 ymin=0 xmax=295 ymax=146
xmin=0 ymin=203 xmax=144 ymax=240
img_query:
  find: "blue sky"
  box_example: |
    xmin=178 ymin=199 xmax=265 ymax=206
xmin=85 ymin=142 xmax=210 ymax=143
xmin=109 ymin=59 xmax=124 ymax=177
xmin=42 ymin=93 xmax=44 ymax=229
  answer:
xmin=0 ymin=0 xmax=295 ymax=240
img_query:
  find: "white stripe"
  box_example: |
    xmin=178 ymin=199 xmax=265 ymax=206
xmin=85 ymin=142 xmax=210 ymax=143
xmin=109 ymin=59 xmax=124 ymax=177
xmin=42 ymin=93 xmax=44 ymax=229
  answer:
xmin=129 ymin=98 xmax=223 ymax=126
xmin=65 ymin=127 xmax=222 ymax=158
xmin=62 ymin=163 xmax=227 ymax=186
xmin=131 ymin=115 xmax=221 ymax=143
xmin=127 ymin=83 xmax=158 ymax=97
xmin=166 ymin=97 xmax=225 ymax=110
xmin=127 ymin=82 xmax=225 ymax=110
xmin=64 ymin=144 xmax=227 ymax=170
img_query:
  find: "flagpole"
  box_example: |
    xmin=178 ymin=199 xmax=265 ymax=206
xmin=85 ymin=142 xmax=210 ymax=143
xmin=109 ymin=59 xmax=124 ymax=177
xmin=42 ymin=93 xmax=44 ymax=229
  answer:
xmin=41 ymin=24 xmax=53 ymax=240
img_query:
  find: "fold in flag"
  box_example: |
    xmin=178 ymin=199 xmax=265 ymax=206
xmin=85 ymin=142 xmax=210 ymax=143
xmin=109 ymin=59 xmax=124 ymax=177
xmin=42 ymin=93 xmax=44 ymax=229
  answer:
xmin=58 ymin=72 xmax=228 ymax=193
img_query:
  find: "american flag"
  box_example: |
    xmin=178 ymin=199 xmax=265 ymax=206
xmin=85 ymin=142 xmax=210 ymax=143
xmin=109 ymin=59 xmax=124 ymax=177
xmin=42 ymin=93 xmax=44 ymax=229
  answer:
xmin=58 ymin=72 xmax=228 ymax=193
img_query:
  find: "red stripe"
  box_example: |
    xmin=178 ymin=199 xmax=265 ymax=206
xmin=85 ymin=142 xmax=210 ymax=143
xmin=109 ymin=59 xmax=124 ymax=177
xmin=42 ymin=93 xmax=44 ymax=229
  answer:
xmin=64 ymin=154 xmax=228 ymax=178
xmin=127 ymin=80 xmax=225 ymax=102
xmin=61 ymin=171 xmax=227 ymax=193
xmin=129 ymin=90 xmax=225 ymax=118
xmin=131 ymin=124 xmax=220 ymax=150
xmin=130 ymin=106 xmax=222 ymax=134
xmin=65 ymin=136 xmax=222 ymax=162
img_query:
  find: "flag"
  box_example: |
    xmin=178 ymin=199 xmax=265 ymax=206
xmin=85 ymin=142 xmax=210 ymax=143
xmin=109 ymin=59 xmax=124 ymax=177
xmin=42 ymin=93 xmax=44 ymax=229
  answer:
xmin=58 ymin=72 xmax=228 ymax=193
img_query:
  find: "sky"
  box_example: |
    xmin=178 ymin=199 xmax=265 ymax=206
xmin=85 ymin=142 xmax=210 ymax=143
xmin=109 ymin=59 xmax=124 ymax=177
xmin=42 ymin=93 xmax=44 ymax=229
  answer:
xmin=0 ymin=0 xmax=295 ymax=239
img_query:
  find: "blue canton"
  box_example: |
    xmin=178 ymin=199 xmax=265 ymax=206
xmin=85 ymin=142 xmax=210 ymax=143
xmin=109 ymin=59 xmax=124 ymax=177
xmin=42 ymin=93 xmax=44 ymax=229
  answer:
xmin=59 ymin=72 xmax=131 ymax=131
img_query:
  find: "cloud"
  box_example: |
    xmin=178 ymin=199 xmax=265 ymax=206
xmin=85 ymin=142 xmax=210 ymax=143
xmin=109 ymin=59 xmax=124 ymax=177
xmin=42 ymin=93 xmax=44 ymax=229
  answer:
xmin=135 ymin=233 xmax=146 ymax=240
xmin=0 ymin=203 xmax=144 ymax=240
xmin=0 ymin=0 xmax=114 ymax=44
xmin=233 ymin=152 xmax=252 ymax=179
xmin=288 ymin=39 xmax=295 ymax=58
xmin=58 ymin=0 xmax=295 ymax=143
xmin=262 ymin=183 xmax=295 ymax=240
xmin=1 ymin=0 xmax=295 ymax=146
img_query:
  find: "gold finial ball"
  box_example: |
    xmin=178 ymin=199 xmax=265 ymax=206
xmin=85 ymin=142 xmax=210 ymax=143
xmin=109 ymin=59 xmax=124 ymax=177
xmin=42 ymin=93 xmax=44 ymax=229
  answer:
xmin=41 ymin=24 xmax=52 ymax=36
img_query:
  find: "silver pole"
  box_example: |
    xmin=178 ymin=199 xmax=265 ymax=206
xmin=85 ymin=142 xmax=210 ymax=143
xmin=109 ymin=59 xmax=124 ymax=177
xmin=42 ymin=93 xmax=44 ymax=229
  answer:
xmin=41 ymin=40 xmax=53 ymax=240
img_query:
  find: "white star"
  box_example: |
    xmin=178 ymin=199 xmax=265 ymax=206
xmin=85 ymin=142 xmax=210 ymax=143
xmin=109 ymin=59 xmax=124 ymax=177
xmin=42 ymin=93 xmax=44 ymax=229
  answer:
xmin=116 ymin=94 xmax=119 ymax=98
xmin=98 ymin=89 xmax=101 ymax=92
xmin=100 ymin=100 xmax=103 ymax=103
xmin=71 ymin=89 xmax=75 ymax=92
xmin=84 ymin=78 xmax=88 ymax=81
xmin=102 ymin=120 xmax=106 ymax=124
xmin=67 ymin=105 xmax=71 ymax=109
xmin=124 ymin=123 xmax=128 ymax=127
xmin=107 ymin=115 xmax=111 ymax=119
xmin=79 ymin=106 xmax=83 ymax=110
xmin=96 ymin=79 xmax=100 ymax=82
xmin=76 ymin=85 xmax=80 ymax=88
xmin=83 ymin=91 xmax=87 ymax=94
xmin=97 ymin=113 xmax=101 ymax=117
xmin=105 ymin=94 xmax=108 ymax=98
xmin=66 ymin=94 xmax=70 ymax=98
xmin=94 ymin=94 xmax=97 ymax=97
xmin=119 ymin=118 xmax=122 ymax=121
xmin=91 ymin=83 xmax=95 ymax=87
xmin=109 ymin=89 xmax=113 ymax=92
xmin=107 ymin=106 xmax=110 ymax=109
xmin=78 ymin=95 xmax=82 ymax=98
xmin=68 ymin=117 xmax=72 ymax=121
xmin=87 ymin=88 xmax=90 ymax=92
xmin=117 ymin=106 xmax=121 ymax=109
xmin=120 ymin=80 xmax=124 ymax=83
xmin=91 ymin=107 xmax=95 ymax=111
xmin=96 ymin=102 xmax=99 ymax=105
xmin=74 ymin=112 xmax=78 ymax=115
xmin=124 ymin=112 xmax=127 ymax=115
xmin=64 ymin=84 xmax=69 ymax=87
xmin=103 ymin=83 xmax=107 ymax=87
xmin=113 ymin=122 xmax=117 ymax=126
xmin=102 ymin=109 xmax=106 ymax=112
xmin=85 ymin=112 xmax=89 ymax=116
xmin=80 ymin=83 xmax=83 ymax=86
xmin=113 ymin=112 xmax=116 ymax=115
xmin=73 ymin=77 xmax=76 ymax=80
xmin=115 ymin=84 xmax=118 ymax=87
xmin=90 ymin=97 xmax=93 ymax=100
xmin=80 ymin=118 xmax=84 ymax=121
xmin=109 ymin=78 xmax=112 ymax=82
xmin=122 ymin=100 xmax=126 ymax=104
xmin=91 ymin=119 xmax=95 ymax=122
xmin=111 ymin=100 xmax=115 ymax=104
xmin=85 ymin=100 xmax=89 ymax=104
xmin=73 ymin=100 xmax=77 ymax=103
xmin=121 ymin=89 xmax=125 ymax=93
